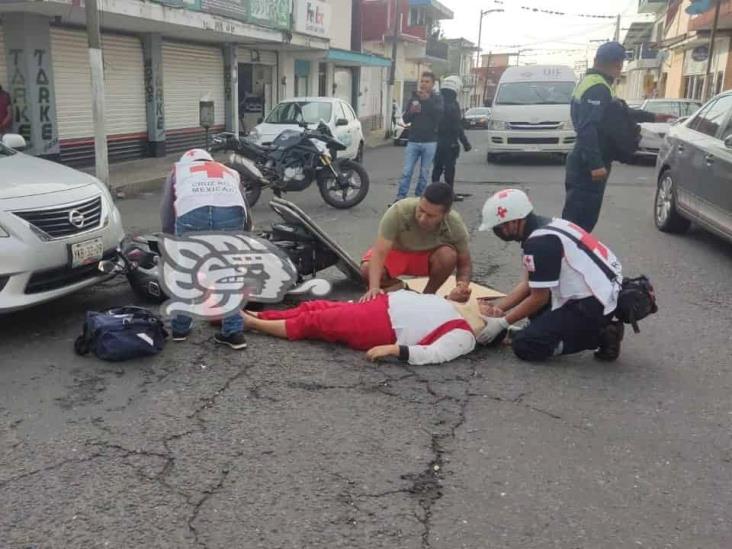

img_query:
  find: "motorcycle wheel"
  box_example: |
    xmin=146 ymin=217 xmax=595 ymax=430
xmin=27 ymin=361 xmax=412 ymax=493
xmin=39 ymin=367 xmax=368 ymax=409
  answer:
xmin=317 ymin=159 xmax=370 ymax=209
xmin=242 ymin=179 xmax=262 ymax=208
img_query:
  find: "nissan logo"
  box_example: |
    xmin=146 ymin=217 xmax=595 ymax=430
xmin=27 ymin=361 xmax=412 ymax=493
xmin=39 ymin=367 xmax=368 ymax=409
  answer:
xmin=68 ymin=209 xmax=85 ymax=228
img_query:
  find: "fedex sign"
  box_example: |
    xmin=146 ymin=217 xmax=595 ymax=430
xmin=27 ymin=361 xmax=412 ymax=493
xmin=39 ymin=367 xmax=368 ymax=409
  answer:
xmin=295 ymin=0 xmax=331 ymax=36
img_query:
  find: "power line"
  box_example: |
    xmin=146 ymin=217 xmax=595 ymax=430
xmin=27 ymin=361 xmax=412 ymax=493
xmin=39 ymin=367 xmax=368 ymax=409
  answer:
xmin=491 ymin=0 xmax=617 ymax=19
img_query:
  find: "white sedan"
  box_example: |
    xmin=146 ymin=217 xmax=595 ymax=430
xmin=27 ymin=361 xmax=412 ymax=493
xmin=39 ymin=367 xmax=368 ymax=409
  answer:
xmin=0 ymin=134 xmax=125 ymax=313
xmin=249 ymin=97 xmax=365 ymax=162
xmin=636 ymin=98 xmax=703 ymax=156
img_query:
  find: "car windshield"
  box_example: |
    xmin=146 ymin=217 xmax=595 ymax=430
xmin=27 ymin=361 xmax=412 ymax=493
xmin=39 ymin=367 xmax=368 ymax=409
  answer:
xmin=680 ymin=102 xmax=703 ymax=116
xmin=495 ymin=82 xmax=576 ymax=105
xmin=466 ymin=108 xmax=491 ymax=116
xmin=265 ymin=101 xmax=333 ymax=124
xmin=643 ymin=101 xmax=681 ymax=116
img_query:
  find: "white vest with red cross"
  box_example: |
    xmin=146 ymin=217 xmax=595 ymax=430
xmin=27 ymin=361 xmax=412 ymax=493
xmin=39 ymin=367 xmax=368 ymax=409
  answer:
xmin=173 ymin=160 xmax=245 ymax=218
xmin=529 ymin=219 xmax=622 ymax=315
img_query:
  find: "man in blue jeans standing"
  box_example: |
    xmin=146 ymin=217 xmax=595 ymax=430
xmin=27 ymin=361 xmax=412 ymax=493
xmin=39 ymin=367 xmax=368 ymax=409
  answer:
xmin=396 ymin=71 xmax=443 ymax=202
xmin=160 ymin=148 xmax=252 ymax=349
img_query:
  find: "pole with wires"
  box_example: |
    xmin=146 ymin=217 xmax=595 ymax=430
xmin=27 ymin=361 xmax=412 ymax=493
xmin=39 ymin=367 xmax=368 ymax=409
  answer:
xmin=85 ymin=0 xmax=109 ymax=188
xmin=701 ymin=0 xmax=723 ymax=101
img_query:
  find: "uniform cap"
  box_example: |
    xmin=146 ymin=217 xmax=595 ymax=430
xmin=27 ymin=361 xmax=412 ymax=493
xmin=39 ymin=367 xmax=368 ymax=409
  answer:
xmin=595 ymin=41 xmax=627 ymax=64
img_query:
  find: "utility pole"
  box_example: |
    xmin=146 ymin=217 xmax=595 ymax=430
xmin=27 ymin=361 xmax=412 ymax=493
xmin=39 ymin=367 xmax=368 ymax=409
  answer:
xmin=614 ymin=14 xmax=621 ymax=42
xmin=386 ymin=0 xmax=401 ymax=137
xmin=85 ymin=0 xmax=109 ymax=187
xmin=476 ymin=8 xmax=504 ymax=69
xmin=701 ymin=0 xmax=723 ymax=101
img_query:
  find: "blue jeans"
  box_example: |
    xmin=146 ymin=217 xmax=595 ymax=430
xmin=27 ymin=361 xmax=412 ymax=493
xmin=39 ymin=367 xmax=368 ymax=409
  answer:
xmin=171 ymin=205 xmax=245 ymax=337
xmin=397 ymin=141 xmax=438 ymax=199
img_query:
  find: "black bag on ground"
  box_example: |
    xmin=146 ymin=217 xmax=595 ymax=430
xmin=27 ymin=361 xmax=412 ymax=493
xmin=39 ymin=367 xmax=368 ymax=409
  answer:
xmin=614 ymin=275 xmax=658 ymax=334
xmin=74 ymin=306 xmax=168 ymax=362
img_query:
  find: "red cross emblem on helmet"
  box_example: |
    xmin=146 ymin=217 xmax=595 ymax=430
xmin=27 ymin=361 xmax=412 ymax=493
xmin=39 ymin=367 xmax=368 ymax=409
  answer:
xmin=497 ymin=206 xmax=508 ymax=219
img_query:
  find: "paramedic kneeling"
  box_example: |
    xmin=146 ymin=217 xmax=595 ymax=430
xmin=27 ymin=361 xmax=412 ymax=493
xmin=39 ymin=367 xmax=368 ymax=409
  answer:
xmin=476 ymin=189 xmax=625 ymax=362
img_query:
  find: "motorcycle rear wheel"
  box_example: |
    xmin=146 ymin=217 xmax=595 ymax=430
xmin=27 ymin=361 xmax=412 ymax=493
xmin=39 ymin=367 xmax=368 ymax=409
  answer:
xmin=241 ymin=179 xmax=263 ymax=208
xmin=317 ymin=159 xmax=370 ymax=209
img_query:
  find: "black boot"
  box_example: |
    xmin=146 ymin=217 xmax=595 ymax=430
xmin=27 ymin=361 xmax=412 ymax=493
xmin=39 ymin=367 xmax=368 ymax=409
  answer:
xmin=594 ymin=320 xmax=624 ymax=361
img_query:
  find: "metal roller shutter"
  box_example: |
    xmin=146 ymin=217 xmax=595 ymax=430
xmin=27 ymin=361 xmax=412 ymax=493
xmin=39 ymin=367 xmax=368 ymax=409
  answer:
xmin=51 ymin=28 xmax=147 ymax=165
xmin=237 ymin=47 xmax=277 ymax=65
xmin=162 ymin=42 xmax=225 ymax=151
xmin=0 ymin=27 xmax=7 ymax=86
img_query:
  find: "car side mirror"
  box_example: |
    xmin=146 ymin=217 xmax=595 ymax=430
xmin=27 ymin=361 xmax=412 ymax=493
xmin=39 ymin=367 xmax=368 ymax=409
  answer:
xmin=257 ymin=117 xmax=263 ymax=124
xmin=335 ymin=118 xmax=349 ymax=127
xmin=673 ymin=116 xmax=688 ymax=126
xmin=725 ymin=135 xmax=732 ymax=149
xmin=1 ymin=133 xmax=27 ymax=150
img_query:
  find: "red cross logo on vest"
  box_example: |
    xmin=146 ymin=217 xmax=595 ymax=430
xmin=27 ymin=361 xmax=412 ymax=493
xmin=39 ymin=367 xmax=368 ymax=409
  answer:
xmin=190 ymin=162 xmax=230 ymax=179
xmin=568 ymin=222 xmax=609 ymax=260
xmin=497 ymin=206 xmax=508 ymax=219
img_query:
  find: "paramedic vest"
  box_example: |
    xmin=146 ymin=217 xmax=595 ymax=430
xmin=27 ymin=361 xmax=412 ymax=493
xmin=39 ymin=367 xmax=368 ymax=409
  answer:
xmin=173 ymin=160 xmax=246 ymax=219
xmin=529 ymin=219 xmax=622 ymax=315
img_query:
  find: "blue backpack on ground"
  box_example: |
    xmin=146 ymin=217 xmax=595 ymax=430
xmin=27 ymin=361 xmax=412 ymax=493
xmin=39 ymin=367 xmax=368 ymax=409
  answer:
xmin=74 ymin=306 xmax=168 ymax=362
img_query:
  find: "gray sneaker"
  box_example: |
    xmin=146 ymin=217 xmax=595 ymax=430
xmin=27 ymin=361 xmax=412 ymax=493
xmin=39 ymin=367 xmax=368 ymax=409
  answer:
xmin=215 ymin=332 xmax=247 ymax=350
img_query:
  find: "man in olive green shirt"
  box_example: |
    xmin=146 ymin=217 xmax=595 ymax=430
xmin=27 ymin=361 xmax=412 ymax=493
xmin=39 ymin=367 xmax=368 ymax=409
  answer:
xmin=360 ymin=183 xmax=473 ymax=302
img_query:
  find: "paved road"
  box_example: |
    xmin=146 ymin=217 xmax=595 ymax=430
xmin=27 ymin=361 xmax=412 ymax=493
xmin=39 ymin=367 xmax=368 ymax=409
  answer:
xmin=2 ymin=132 xmax=731 ymax=548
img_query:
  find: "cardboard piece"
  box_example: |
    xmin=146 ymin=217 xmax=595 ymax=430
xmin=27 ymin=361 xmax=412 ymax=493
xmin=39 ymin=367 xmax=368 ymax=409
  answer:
xmin=406 ymin=275 xmax=504 ymax=307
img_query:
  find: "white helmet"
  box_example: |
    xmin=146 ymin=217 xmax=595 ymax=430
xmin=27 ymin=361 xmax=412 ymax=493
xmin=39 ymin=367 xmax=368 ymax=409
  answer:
xmin=441 ymin=75 xmax=463 ymax=94
xmin=180 ymin=148 xmax=213 ymax=164
xmin=479 ymin=189 xmax=534 ymax=231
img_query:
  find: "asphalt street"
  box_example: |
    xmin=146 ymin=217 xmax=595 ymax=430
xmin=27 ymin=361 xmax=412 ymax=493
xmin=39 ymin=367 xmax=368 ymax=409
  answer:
xmin=2 ymin=132 xmax=732 ymax=548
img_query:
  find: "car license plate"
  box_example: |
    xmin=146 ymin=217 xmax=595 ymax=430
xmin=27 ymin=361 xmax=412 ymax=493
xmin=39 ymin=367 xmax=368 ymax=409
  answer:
xmin=470 ymin=121 xmax=476 ymax=125
xmin=525 ymin=146 xmax=541 ymax=152
xmin=69 ymin=237 xmax=104 ymax=268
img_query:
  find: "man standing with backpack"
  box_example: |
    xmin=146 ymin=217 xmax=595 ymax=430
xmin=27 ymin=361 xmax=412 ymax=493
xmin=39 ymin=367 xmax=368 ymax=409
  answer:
xmin=432 ymin=76 xmax=471 ymax=200
xmin=160 ymin=148 xmax=252 ymax=349
xmin=562 ymin=42 xmax=673 ymax=232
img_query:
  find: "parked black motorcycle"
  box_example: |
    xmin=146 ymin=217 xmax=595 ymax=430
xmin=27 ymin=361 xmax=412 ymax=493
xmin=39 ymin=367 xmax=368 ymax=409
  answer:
xmin=209 ymin=121 xmax=369 ymax=209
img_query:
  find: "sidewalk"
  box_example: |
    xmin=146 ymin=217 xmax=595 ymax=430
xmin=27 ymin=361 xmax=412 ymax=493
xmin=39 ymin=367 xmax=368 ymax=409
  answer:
xmin=83 ymin=128 xmax=392 ymax=195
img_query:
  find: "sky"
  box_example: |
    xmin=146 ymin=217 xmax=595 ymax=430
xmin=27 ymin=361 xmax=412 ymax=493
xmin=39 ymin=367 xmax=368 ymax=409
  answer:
xmin=440 ymin=0 xmax=656 ymax=68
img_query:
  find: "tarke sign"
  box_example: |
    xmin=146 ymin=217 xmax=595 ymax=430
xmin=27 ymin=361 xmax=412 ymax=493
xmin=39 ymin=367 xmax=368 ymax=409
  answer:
xmin=294 ymin=0 xmax=331 ymax=37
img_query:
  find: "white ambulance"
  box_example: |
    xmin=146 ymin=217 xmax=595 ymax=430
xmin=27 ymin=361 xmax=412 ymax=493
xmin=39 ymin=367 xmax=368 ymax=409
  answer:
xmin=486 ymin=65 xmax=577 ymax=162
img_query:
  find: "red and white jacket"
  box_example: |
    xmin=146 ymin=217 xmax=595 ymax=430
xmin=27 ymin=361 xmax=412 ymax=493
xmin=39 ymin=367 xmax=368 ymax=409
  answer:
xmin=387 ymin=290 xmax=476 ymax=365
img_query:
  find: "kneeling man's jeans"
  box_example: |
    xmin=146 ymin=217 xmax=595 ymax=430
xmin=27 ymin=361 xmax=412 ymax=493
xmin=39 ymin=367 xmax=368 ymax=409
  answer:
xmin=171 ymin=205 xmax=245 ymax=337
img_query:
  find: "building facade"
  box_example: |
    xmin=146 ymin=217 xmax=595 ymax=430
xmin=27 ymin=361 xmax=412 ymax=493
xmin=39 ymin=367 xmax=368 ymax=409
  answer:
xmin=0 ymin=0 xmax=390 ymax=166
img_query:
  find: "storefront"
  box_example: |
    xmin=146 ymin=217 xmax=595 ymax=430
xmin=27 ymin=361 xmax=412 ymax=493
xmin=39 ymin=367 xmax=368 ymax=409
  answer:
xmin=161 ymin=41 xmax=225 ymax=152
xmin=51 ymin=28 xmax=147 ymax=165
xmin=237 ymin=47 xmax=277 ymax=134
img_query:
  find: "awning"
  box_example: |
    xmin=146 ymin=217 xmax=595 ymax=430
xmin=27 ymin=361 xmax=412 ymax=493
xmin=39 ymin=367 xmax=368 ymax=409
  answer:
xmin=325 ymin=48 xmax=392 ymax=67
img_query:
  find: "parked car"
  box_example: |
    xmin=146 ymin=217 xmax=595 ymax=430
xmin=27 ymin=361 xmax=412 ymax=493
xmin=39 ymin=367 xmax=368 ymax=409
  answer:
xmin=463 ymin=107 xmax=492 ymax=129
xmin=0 ymin=134 xmax=125 ymax=313
xmin=636 ymin=98 xmax=703 ymax=156
xmin=249 ymin=97 xmax=364 ymax=161
xmin=654 ymin=91 xmax=732 ymax=242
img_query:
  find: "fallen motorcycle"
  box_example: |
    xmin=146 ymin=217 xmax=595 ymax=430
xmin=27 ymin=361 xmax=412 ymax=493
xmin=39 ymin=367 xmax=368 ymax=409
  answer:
xmin=208 ymin=120 xmax=369 ymax=209
xmin=111 ymin=198 xmax=363 ymax=305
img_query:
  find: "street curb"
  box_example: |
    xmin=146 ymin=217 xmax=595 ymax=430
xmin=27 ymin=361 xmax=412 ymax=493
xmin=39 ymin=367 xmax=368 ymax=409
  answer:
xmin=113 ymin=176 xmax=166 ymax=197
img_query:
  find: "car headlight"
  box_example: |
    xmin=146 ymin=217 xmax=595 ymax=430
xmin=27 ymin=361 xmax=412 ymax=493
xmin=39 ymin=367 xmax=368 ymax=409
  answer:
xmin=562 ymin=120 xmax=574 ymax=131
xmin=490 ymin=120 xmax=508 ymax=131
xmin=0 ymin=224 xmax=9 ymax=238
xmin=249 ymin=129 xmax=260 ymax=141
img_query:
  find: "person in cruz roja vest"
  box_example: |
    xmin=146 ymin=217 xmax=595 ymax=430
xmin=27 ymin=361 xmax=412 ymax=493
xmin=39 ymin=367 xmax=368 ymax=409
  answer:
xmin=160 ymin=148 xmax=252 ymax=350
xmin=562 ymin=41 xmax=674 ymax=232
xmin=239 ymin=288 xmax=489 ymax=366
xmin=476 ymin=189 xmax=626 ymax=362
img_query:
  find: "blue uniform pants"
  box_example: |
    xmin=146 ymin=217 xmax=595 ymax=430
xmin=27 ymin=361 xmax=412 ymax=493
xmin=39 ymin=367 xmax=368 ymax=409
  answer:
xmin=561 ymin=150 xmax=611 ymax=233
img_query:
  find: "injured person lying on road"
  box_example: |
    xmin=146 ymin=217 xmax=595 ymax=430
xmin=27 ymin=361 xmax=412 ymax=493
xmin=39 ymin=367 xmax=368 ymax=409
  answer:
xmin=241 ymin=289 xmax=490 ymax=365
